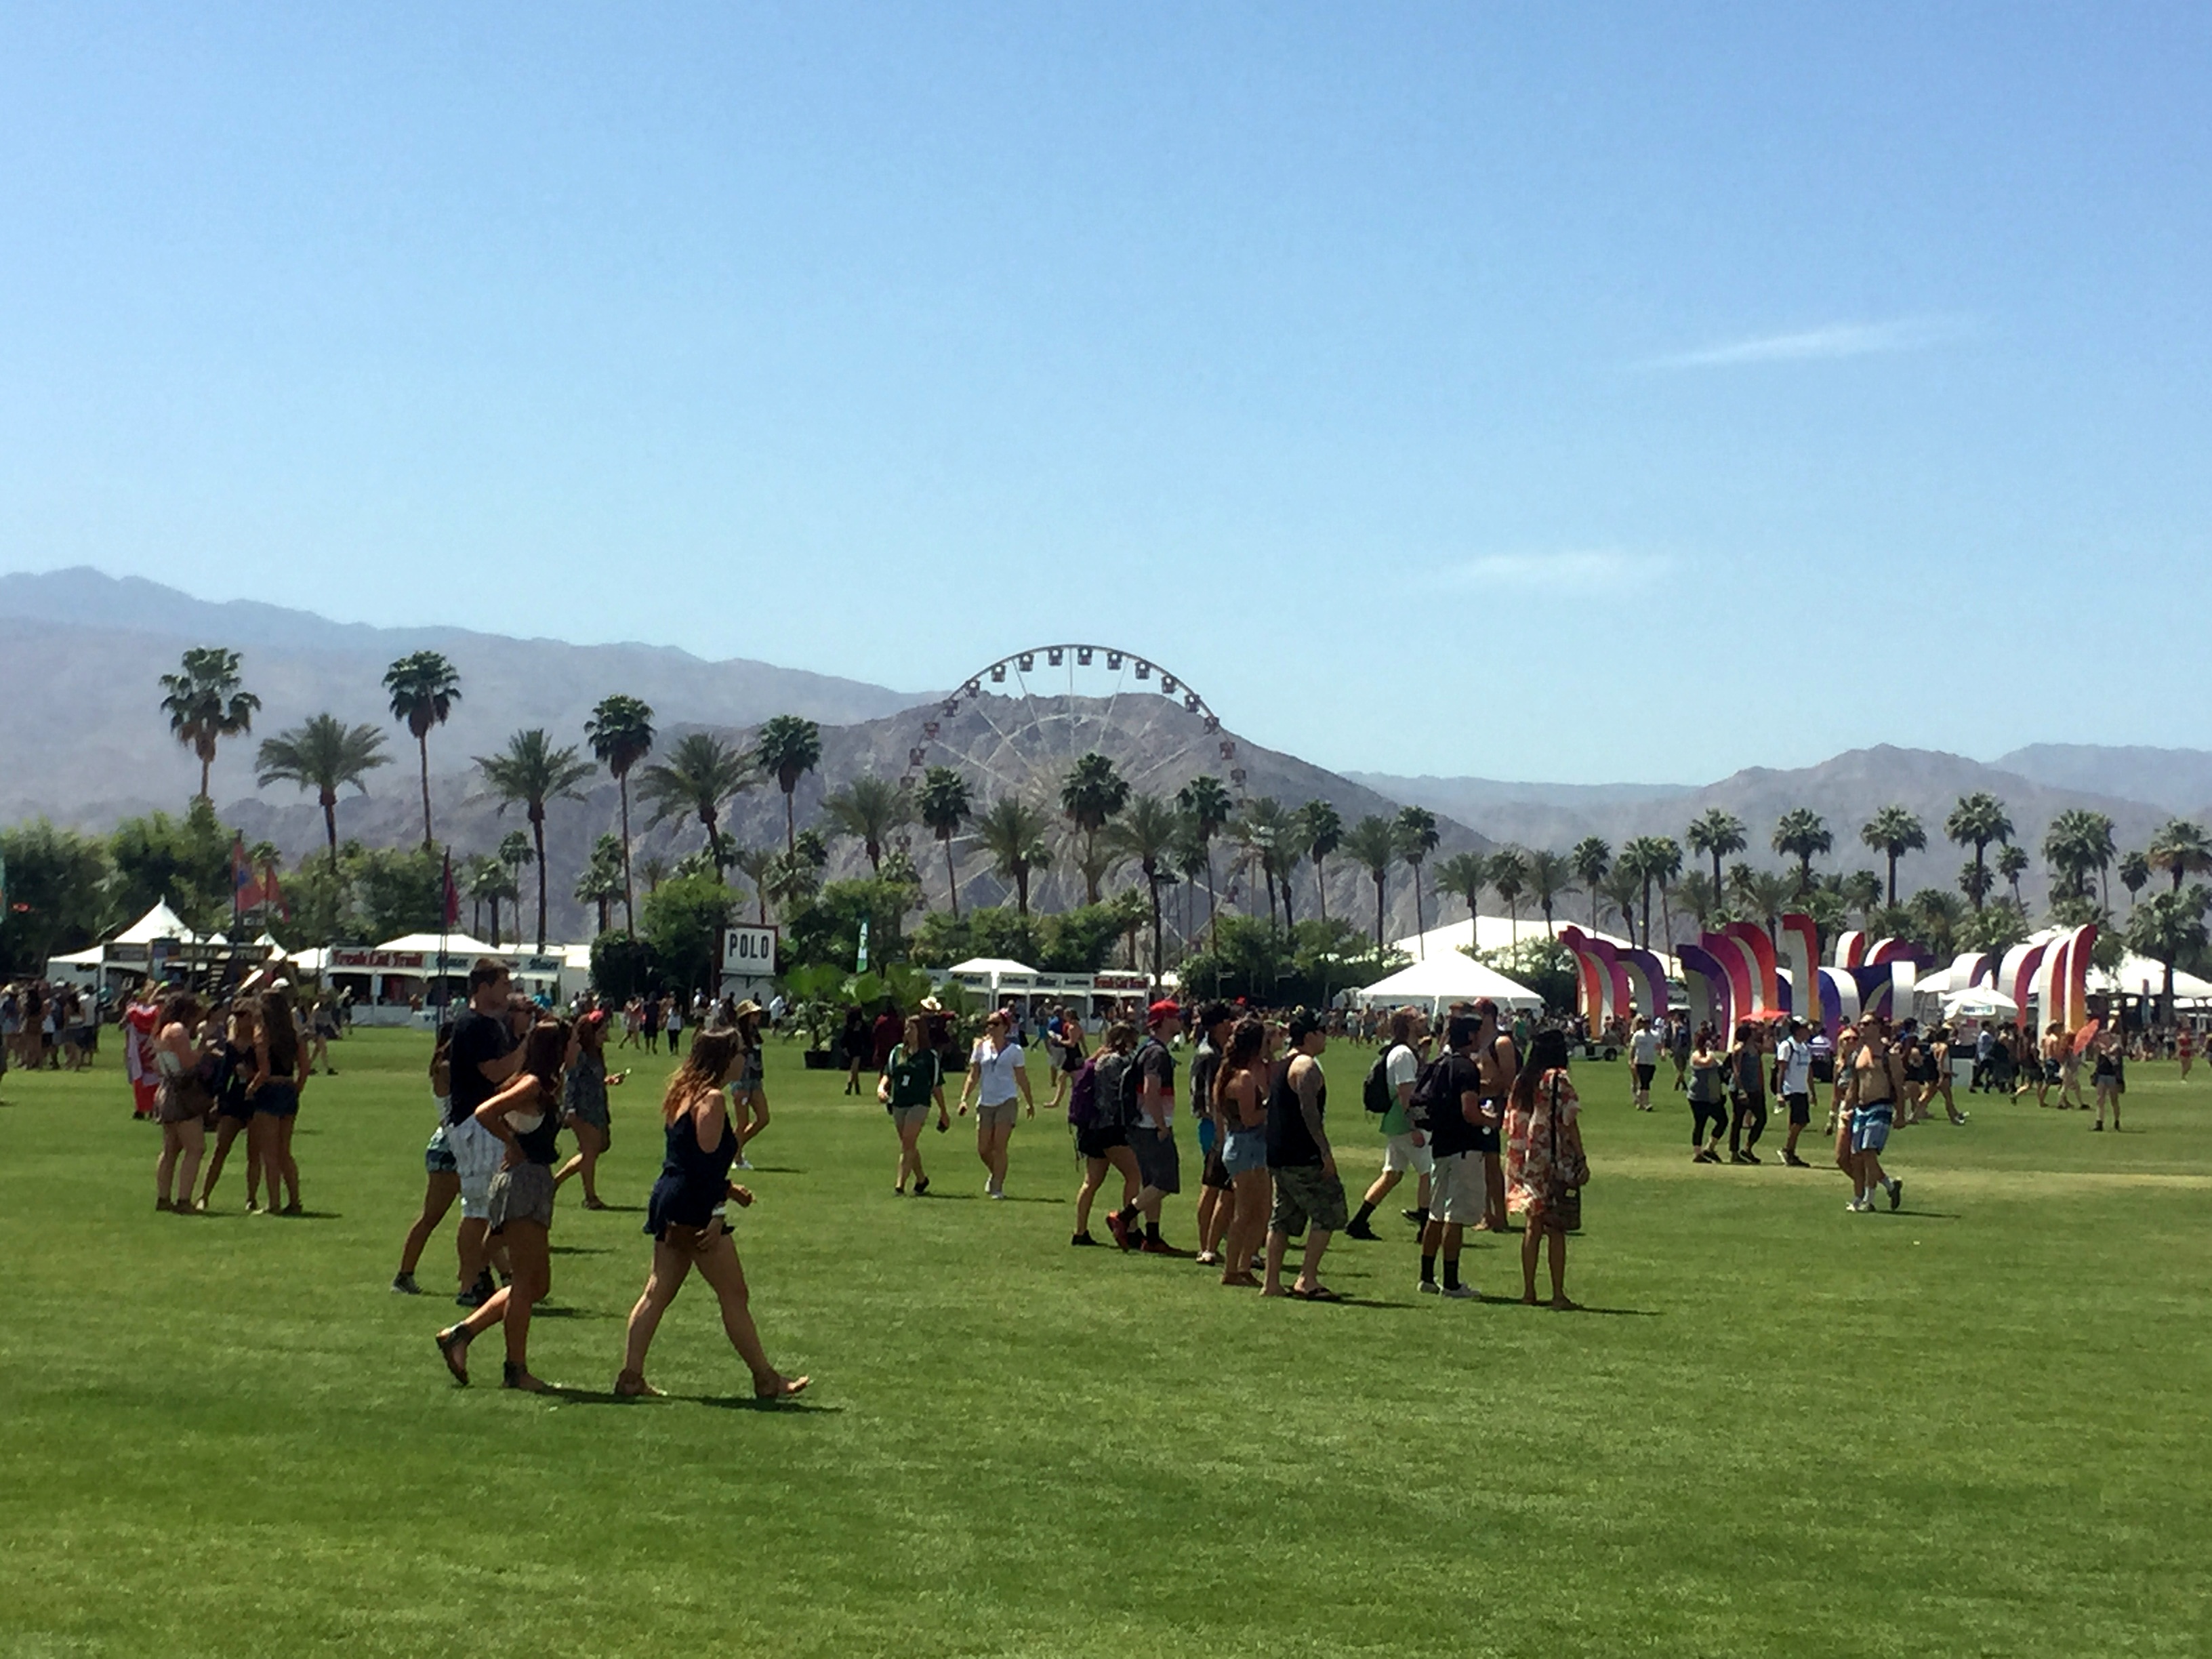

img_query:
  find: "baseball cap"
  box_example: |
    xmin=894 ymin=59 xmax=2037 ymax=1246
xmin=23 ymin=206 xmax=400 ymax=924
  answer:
xmin=1147 ymin=999 xmax=1181 ymax=1027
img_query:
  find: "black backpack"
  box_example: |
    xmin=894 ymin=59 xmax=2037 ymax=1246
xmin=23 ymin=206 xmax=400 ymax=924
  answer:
xmin=1361 ymin=1047 xmax=1399 ymax=1115
xmin=1408 ymin=1053 xmax=1461 ymax=1131
xmin=1093 ymin=1050 xmax=1135 ymax=1127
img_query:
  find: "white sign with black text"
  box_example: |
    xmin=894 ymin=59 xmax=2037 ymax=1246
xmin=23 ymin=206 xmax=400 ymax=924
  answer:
xmin=720 ymin=925 xmax=779 ymax=975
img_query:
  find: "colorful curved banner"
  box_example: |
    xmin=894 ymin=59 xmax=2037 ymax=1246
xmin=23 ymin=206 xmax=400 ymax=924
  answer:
xmin=1778 ymin=914 xmax=1820 ymax=1021
xmin=2001 ymin=941 xmax=2048 ymax=1031
xmin=1620 ymin=949 xmax=1669 ymax=1020
xmin=1700 ymin=930 xmax=1757 ymax=1022
xmin=1721 ymin=921 xmax=1780 ymax=1010
xmin=1833 ymin=930 xmax=1867 ymax=968
xmin=1818 ymin=966 xmax=1860 ymax=1037
xmin=1678 ymin=943 xmax=1730 ymax=1035
xmin=1557 ymin=926 xmax=1608 ymax=1027
xmin=2036 ymin=924 xmax=2096 ymax=1033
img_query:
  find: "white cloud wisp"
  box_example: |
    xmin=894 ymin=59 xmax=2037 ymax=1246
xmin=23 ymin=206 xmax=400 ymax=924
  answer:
xmin=1645 ymin=316 xmax=1968 ymax=369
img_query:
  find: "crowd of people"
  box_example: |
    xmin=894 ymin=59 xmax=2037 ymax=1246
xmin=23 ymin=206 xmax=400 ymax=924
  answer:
xmin=1 ymin=980 xmax=102 ymax=1076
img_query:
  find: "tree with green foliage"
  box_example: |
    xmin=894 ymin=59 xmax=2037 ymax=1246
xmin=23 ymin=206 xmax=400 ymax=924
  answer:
xmin=159 ymin=646 xmax=260 ymax=801
xmin=584 ymin=693 xmax=655 ymax=933
xmin=106 ymin=798 xmax=234 ymax=932
xmin=475 ymin=729 xmax=593 ymax=949
xmin=2128 ymin=885 xmax=2211 ymax=1004
xmin=1488 ymin=846 xmax=1528 ymax=946
xmin=382 ymin=651 xmax=462 ymax=849
xmin=1394 ymin=806 xmax=1440 ymax=943
xmin=2119 ymin=850 xmax=2150 ymax=907
xmin=1473 ymin=936 xmax=1580 ymax=1013
xmin=2043 ymin=808 xmax=2115 ymax=907
xmin=730 ymin=845 xmax=777 ymax=925
xmin=821 ymin=773 xmax=912 ymax=875
xmin=2147 ymin=818 xmax=2212 ymax=894
xmin=1340 ymin=815 xmax=1401 ymax=952
xmin=636 ymin=732 xmax=751 ymax=878
xmin=1174 ymin=775 xmax=1235 ymax=926
xmin=466 ymin=854 xmax=513 ymax=945
xmin=1105 ymin=793 xmax=1181 ymax=979
xmin=640 ymin=874 xmax=738 ymax=995
xmin=975 ymin=797 xmax=1053 ymax=915
xmin=1908 ymin=887 xmax=1967 ymax=956
xmin=1522 ymin=847 xmax=1576 ymax=936
xmin=916 ymin=766 xmax=972 ymax=917
xmin=1685 ymin=810 xmax=1746 ymax=920
xmin=753 ymin=715 xmax=823 ymax=855
xmin=0 ymin=820 xmax=110 ymax=975
xmin=1295 ymin=800 xmax=1344 ymax=924
xmin=1433 ymin=851 xmax=1489 ymax=933
xmin=1997 ymin=842 xmax=2030 ymax=908
xmin=1944 ymin=792 xmax=2013 ymax=911
xmin=1839 ymin=869 xmax=1885 ymax=928
xmin=1231 ymin=797 xmax=1294 ymax=931
xmin=1570 ymin=836 xmax=1612 ymax=933
xmin=1771 ymin=808 xmax=1832 ymax=895
xmin=575 ymin=833 xmax=628 ymax=935
xmin=1057 ymin=753 xmax=1129 ymax=903
xmin=1959 ymin=897 xmax=2030 ymax=959
xmin=255 ymin=714 xmax=391 ymax=873
xmin=1619 ymin=836 xmax=1681 ymax=948
xmin=1860 ymin=805 xmax=1927 ymax=907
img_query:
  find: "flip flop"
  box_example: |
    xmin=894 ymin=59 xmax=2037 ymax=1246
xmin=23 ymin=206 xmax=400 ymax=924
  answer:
xmin=434 ymin=1326 xmax=471 ymax=1385
xmin=1292 ymin=1284 xmax=1343 ymax=1303
xmin=755 ymin=1374 xmax=811 ymax=1401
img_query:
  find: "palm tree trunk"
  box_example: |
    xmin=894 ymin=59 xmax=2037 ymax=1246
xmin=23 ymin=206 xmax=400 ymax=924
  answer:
xmin=532 ymin=813 xmax=549 ymax=950
xmin=1639 ymin=880 xmax=1652 ymax=947
xmin=1660 ymin=888 xmax=1674 ymax=954
xmin=322 ymin=792 xmax=340 ymax=873
xmin=1282 ymin=872 xmax=1296 ymax=931
xmin=1711 ymin=852 xmax=1723 ymax=914
xmin=1887 ymin=855 xmax=1899 ymax=908
xmin=1372 ymin=873 xmax=1385 ymax=951
xmin=619 ymin=777 xmax=636 ymax=933
xmin=488 ymin=894 xmax=501 ymax=949
xmin=783 ymin=788 xmax=796 ymax=855
xmin=704 ymin=811 xmax=725 ymax=880
xmin=1508 ymin=900 xmax=1517 ymax=949
xmin=942 ymin=834 xmax=960 ymax=918
xmin=1016 ymin=867 xmax=1030 ymax=915
xmin=200 ymin=746 xmax=213 ymax=802
xmin=1315 ymin=857 xmax=1329 ymax=923
xmin=418 ymin=733 xmax=434 ymax=849
xmin=1149 ymin=878 xmax=1164 ymax=983
xmin=1204 ymin=846 xmax=1217 ymax=929
xmin=1412 ymin=866 xmax=1425 ymax=953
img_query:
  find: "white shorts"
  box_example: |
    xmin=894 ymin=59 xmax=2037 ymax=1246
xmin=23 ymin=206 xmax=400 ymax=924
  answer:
xmin=1382 ymin=1132 xmax=1433 ymax=1176
xmin=449 ymin=1115 xmax=504 ymax=1220
xmin=1429 ymin=1151 xmax=1486 ymax=1226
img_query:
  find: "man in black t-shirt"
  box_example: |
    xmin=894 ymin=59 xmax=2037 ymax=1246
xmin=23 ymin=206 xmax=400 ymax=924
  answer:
xmin=1109 ymin=1001 xmax=1184 ymax=1254
xmin=444 ymin=959 xmax=525 ymax=1306
xmin=1418 ymin=1015 xmax=1492 ymax=1298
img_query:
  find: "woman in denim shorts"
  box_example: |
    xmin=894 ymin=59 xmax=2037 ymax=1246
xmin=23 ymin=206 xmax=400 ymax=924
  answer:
xmin=1213 ymin=1017 xmax=1273 ymax=1288
xmin=729 ymin=1001 xmax=769 ymax=1169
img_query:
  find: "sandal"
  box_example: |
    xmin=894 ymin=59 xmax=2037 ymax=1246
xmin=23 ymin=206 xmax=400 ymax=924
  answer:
xmin=581 ymin=1197 xmax=608 ymax=1211
xmin=754 ymin=1373 xmax=810 ymax=1401
xmin=1219 ymin=1272 xmax=1261 ymax=1288
xmin=613 ymin=1369 xmax=663 ymax=1399
xmin=1291 ymin=1284 xmax=1343 ymax=1303
xmin=434 ymin=1326 xmax=471 ymax=1386
xmin=502 ymin=1361 xmax=547 ymax=1393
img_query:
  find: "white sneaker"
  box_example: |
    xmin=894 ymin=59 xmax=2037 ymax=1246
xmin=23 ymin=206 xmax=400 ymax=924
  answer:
xmin=1417 ymin=1279 xmax=1441 ymax=1294
xmin=1441 ymin=1283 xmax=1479 ymax=1300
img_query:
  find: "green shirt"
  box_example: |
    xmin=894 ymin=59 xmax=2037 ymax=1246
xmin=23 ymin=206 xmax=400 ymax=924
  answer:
xmin=1378 ymin=1042 xmax=1419 ymax=1137
xmin=882 ymin=1044 xmax=942 ymax=1111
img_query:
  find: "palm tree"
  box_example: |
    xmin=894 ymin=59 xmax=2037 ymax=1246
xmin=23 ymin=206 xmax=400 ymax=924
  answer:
xmin=1771 ymin=808 xmax=1832 ymax=895
xmin=468 ymin=855 xmax=514 ymax=946
xmin=821 ymin=773 xmax=911 ymax=874
xmin=2119 ymin=850 xmax=2150 ymax=909
xmin=1489 ymin=846 xmax=1529 ymax=947
xmin=1997 ymin=843 xmax=2030 ymax=908
xmin=1169 ymin=819 xmax=1212 ymax=951
xmin=2129 ymin=886 xmax=2211 ymax=1004
xmin=636 ymin=733 xmax=752 ymax=877
xmin=1342 ymin=815 xmax=1401 ymax=951
xmin=1231 ymin=798 xmax=1295 ymax=930
xmin=1059 ymin=753 xmax=1130 ymax=903
xmin=916 ymin=766 xmax=973 ymax=916
xmin=1860 ymin=806 xmax=1927 ymax=907
xmin=761 ymin=848 xmax=821 ymax=918
xmin=159 ymin=647 xmax=262 ymax=800
xmin=584 ymin=693 xmax=655 ymax=933
xmin=1395 ymin=807 xmax=1440 ymax=948
xmin=574 ymin=833 xmax=627 ymax=935
xmin=1570 ymin=837 xmax=1612 ymax=933
xmin=1597 ymin=868 xmax=1642 ymax=941
xmin=1908 ymin=888 xmax=1967 ymax=956
xmin=1175 ymin=775 xmax=1235 ymax=926
xmin=638 ymin=854 xmax=669 ymax=897
xmin=382 ymin=651 xmax=462 ymax=849
xmin=1944 ymin=792 xmax=2014 ymax=912
xmin=1839 ymin=869 xmax=1885 ymax=928
xmin=474 ymin=729 xmax=594 ymax=949
xmin=497 ymin=830 xmax=536 ymax=915
xmin=1105 ymin=794 xmax=1181 ymax=979
xmin=1685 ymin=810 xmax=1746 ymax=918
xmin=731 ymin=846 xmax=777 ymax=924
xmin=255 ymin=714 xmax=390 ymax=872
xmin=752 ymin=715 xmax=823 ymax=855
xmin=1957 ymin=859 xmax=1996 ymax=910
xmin=2148 ymin=818 xmax=2212 ymax=894
xmin=1618 ymin=836 xmax=1677 ymax=948
xmin=1523 ymin=848 xmax=1576 ymax=937
xmin=2043 ymin=808 xmax=2114 ymax=905
xmin=1434 ymin=851 xmax=1490 ymax=942
xmin=1647 ymin=837 xmax=1684 ymax=949
xmin=1672 ymin=870 xmax=1723 ymax=931
xmin=975 ymin=796 xmax=1054 ymax=915
xmin=1296 ymin=799 xmax=1344 ymax=924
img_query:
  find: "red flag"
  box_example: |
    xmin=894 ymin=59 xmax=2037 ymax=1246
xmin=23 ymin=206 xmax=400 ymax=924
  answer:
xmin=442 ymin=853 xmax=462 ymax=928
xmin=262 ymin=861 xmax=290 ymax=921
xmin=232 ymin=836 xmax=265 ymax=911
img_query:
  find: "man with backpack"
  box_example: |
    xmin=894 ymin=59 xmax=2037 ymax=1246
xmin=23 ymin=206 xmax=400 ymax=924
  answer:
xmin=1344 ymin=1006 xmax=1430 ymax=1240
xmin=1107 ymin=1000 xmax=1185 ymax=1254
xmin=1417 ymin=1014 xmax=1490 ymax=1297
xmin=1069 ymin=1023 xmax=1143 ymax=1246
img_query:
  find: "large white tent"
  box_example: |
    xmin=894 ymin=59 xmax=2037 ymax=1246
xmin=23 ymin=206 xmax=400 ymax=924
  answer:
xmin=1391 ymin=916 xmax=1677 ymax=978
xmin=1350 ymin=951 xmax=1544 ymax=1015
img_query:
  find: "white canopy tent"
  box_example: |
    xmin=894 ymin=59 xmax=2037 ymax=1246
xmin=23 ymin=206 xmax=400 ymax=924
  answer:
xmin=946 ymin=957 xmax=1041 ymax=996
xmin=1391 ymin=916 xmax=1677 ymax=979
xmin=1349 ymin=951 xmax=1545 ymax=1015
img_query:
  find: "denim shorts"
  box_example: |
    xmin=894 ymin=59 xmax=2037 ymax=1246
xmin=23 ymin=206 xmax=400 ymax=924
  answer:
xmin=1851 ymin=1108 xmax=1893 ymax=1154
xmin=424 ymin=1122 xmax=458 ymax=1175
xmin=1221 ymin=1126 xmax=1269 ymax=1177
xmin=254 ymin=1082 xmax=299 ymax=1119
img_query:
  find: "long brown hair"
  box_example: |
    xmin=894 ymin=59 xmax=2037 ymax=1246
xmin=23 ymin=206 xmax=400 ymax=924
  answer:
xmin=664 ymin=1028 xmax=739 ymax=1122
xmin=260 ymin=987 xmax=300 ymax=1075
xmin=1213 ymin=1016 xmax=1268 ymax=1109
xmin=518 ymin=1019 xmax=569 ymax=1099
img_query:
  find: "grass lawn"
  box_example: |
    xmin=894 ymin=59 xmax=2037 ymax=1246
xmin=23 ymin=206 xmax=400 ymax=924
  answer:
xmin=1 ymin=1027 xmax=2207 ymax=1658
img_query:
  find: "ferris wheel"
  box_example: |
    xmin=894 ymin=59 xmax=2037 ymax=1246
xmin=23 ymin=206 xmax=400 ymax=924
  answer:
xmin=898 ymin=644 xmax=1244 ymax=807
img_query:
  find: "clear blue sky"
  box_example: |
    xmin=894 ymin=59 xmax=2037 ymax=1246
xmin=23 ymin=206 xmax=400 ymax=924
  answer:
xmin=2 ymin=3 xmax=2206 ymax=783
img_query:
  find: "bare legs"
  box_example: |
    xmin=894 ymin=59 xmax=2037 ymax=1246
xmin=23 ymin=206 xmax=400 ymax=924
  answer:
xmin=399 ymin=1170 xmax=460 ymax=1282
xmin=894 ymin=1115 xmax=932 ymax=1193
xmin=619 ymin=1231 xmax=805 ymax=1399
xmin=198 ymin=1115 xmax=256 ymax=1209
xmin=268 ymin=1115 xmax=301 ymax=1212
xmin=156 ymin=1117 xmax=205 ymax=1210
xmin=1074 ymin=1147 xmax=1140 ymax=1235
xmin=1519 ymin=1222 xmax=1573 ymax=1308
xmin=445 ymin=1218 xmax=550 ymax=1389
xmin=976 ymin=1119 xmax=1012 ymax=1195
xmin=1263 ymin=1223 xmax=1332 ymax=1298
xmin=1220 ymin=1168 xmax=1269 ymax=1286
xmin=553 ymin=1120 xmax=609 ymax=1205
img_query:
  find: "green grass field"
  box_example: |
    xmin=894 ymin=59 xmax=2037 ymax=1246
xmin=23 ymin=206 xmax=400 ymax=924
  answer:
xmin=2 ymin=1029 xmax=2207 ymax=1658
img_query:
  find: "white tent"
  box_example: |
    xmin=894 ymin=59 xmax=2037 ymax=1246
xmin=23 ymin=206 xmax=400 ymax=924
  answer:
xmin=947 ymin=957 xmax=1040 ymax=995
xmin=112 ymin=899 xmax=197 ymax=945
xmin=1350 ymin=951 xmax=1545 ymax=1015
xmin=1392 ymin=916 xmax=1677 ymax=978
xmin=2091 ymin=951 xmax=2212 ymax=1005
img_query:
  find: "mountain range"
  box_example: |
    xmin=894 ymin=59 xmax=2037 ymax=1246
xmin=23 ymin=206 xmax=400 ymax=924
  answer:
xmin=4 ymin=567 xmax=2207 ymax=943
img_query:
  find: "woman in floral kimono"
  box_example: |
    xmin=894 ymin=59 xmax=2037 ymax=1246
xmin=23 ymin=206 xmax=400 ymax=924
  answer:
xmin=1504 ymin=1027 xmax=1589 ymax=1310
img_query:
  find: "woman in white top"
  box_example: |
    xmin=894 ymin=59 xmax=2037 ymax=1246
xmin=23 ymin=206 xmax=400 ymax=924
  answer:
xmin=958 ymin=1010 xmax=1034 ymax=1198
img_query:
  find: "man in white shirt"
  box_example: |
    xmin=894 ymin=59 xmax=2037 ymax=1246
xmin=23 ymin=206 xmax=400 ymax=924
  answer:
xmin=958 ymin=1009 xmax=1034 ymax=1198
xmin=1628 ymin=1017 xmax=1663 ymax=1111
xmin=1774 ymin=1017 xmax=1815 ymax=1167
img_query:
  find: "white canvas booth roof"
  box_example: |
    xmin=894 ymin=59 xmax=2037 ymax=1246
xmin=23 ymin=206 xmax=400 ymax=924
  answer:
xmin=325 ymin=933 xmax=576 ymax=1025
xmin=44 ymin=900 xmax=281 ymax=991
xmin=944 ymin=958 xmax=1160 ymax=1015
xmin=1350 ymin=952 xmax=1545 ymax=1016
xmin=1392 ymin=916 xmax=1677 ymax=979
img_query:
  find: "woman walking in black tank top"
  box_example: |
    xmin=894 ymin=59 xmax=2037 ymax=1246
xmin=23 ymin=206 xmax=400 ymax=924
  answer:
xmin=435 ymin=1019 xmax=571 ymax=1392
xmin=615 ymin=1030 xmax=807 ymax=1401
xmin=247 ymin=986 xmax=306 ymax=1215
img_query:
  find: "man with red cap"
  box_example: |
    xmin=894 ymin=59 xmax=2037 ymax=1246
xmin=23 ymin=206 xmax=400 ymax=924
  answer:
xmin=1108 ymin=1000 xmax=1184 ymax=1254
